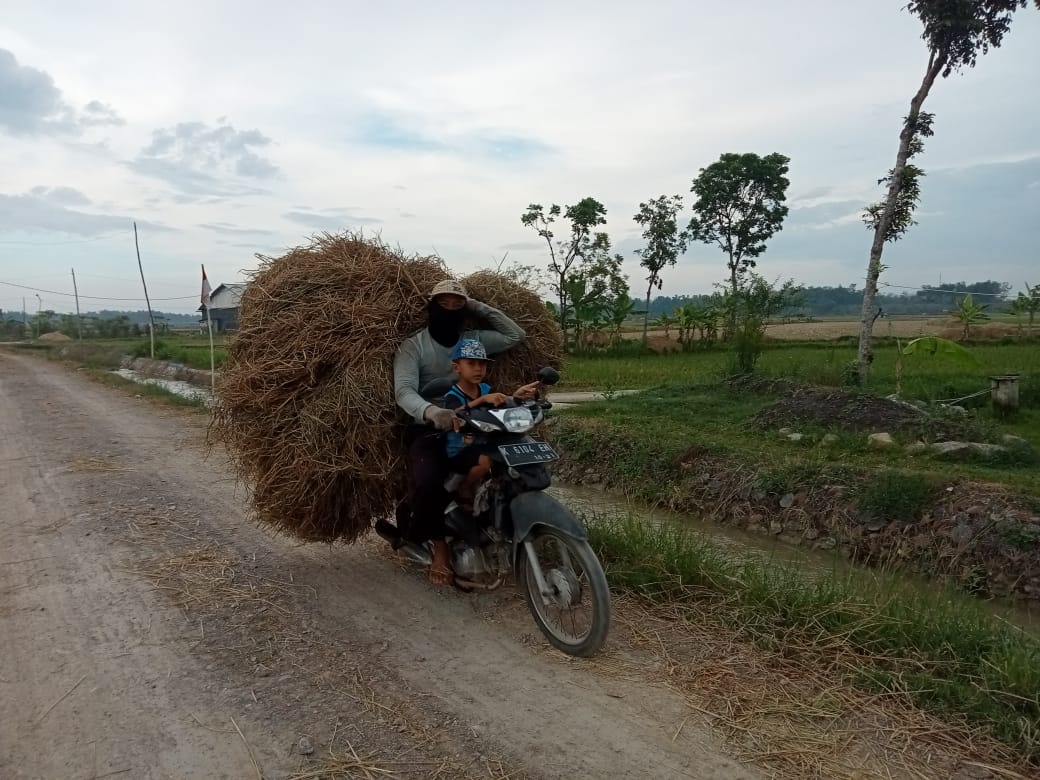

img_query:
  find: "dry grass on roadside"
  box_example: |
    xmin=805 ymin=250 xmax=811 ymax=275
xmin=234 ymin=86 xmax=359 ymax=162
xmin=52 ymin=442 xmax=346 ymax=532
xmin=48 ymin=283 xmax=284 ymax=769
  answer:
xmin=128 ymin=548 xmax=309 ymax=616
xmin=283 ymin=741 xmax=398 ymax=780
xmin=66 ymin=457 xmax=130 ymax=473
xmin=590 ymin=593 xmax=1032 ymax=780
xmin=284 ymin=740 xmax=522 ymax=780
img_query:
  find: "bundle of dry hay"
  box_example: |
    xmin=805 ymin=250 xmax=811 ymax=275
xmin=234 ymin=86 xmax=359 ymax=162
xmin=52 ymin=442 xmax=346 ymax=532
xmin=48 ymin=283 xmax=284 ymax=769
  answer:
xmin=210 ymin=232 xmax=563 ymax=543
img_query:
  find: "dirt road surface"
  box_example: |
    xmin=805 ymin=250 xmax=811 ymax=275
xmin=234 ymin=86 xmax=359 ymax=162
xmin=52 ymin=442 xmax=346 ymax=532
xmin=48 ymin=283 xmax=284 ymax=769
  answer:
xmin=0 ymin=351 xmax=759 ymax=779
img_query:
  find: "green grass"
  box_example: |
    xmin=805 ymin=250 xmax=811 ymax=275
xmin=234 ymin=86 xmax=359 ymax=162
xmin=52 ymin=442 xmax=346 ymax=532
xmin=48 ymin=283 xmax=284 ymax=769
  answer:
xmin=562 ymin=340 xmax=1039 ymax=398
xmin=9 ymin=336 xmax=229 ymax=372
xmin=553 ymin=381 xmax=1040 ymax=496
xmin=854 ymin=471 xmax=942 ymax=523
xmin=586 ymin=510 xmax=1040 ymax=764
xmin=130 ymin=338 xmax=227 ymax=370
xmin=560 ymin=340 xmax=1040 ymax=458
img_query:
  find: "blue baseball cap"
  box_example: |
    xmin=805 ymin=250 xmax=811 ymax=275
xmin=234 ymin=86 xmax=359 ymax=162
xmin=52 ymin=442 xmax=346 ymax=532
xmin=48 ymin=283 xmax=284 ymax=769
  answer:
xmin=451 ymin=338 xmax=492 ymax=362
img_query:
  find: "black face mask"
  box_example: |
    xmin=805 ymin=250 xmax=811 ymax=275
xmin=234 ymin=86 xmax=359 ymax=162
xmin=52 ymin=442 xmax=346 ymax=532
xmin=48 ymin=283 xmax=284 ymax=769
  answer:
xmin=427 ymin=300 xmax=466 ymax=347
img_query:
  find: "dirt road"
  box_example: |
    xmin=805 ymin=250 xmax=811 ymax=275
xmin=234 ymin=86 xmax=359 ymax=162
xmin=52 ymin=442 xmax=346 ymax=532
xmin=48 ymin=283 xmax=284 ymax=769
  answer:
xmin=0 ymin=351 xmax=758 ymax=779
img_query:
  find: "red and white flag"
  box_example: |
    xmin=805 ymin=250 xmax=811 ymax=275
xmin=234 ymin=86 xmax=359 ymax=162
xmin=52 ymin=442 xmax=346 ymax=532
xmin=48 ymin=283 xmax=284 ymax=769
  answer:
xmin=201 ymin=264 xmax=212 ymax=307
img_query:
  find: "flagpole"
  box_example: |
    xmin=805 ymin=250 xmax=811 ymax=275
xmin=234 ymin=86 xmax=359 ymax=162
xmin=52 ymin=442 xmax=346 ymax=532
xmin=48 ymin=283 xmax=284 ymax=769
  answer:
xmin=206 ymin=307 xmax=215 ymax=393
xmin=201 ymin=264 xmax=215 ymax=393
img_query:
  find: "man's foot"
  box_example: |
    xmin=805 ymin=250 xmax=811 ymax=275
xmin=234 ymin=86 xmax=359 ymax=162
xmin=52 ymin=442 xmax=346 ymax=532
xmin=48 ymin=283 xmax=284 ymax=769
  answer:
xmin=429 ymin=540 xmax=453 ymax=586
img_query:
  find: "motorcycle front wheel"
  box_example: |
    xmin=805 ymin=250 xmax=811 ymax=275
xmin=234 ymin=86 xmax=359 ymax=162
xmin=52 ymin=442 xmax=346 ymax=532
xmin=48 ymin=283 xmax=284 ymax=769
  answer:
xmin=518 ymin=529 xmax=611 ymax=657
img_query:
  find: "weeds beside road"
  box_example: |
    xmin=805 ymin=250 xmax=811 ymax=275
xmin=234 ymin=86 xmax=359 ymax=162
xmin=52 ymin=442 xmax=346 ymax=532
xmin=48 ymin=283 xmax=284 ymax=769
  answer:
xmin=587 ymin=512 xmax=1040 ymax=766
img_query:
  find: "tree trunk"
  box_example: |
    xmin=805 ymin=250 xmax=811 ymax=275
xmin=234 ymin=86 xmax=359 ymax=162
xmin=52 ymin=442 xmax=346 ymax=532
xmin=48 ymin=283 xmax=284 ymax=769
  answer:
xmin=726 ymin=252 xmax=739 ymax=340
xmin=643 ymin=286 xmax=653 ymax=344
xmin=556 ymin=279 xmax=568 ymax=348
xmin=856 ymin=53 xmax=945 ymax=384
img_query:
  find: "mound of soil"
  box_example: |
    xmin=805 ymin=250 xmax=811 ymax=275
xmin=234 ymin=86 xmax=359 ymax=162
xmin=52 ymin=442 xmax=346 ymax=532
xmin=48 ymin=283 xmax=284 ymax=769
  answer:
xmin=752 ymin=387 xmax=981 ymax=440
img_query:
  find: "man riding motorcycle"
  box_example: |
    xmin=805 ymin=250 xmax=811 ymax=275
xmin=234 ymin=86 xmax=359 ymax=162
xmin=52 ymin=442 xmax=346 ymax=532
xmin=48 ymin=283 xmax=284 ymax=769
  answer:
xmin=392 ymin=279 xmax=533 ymax=585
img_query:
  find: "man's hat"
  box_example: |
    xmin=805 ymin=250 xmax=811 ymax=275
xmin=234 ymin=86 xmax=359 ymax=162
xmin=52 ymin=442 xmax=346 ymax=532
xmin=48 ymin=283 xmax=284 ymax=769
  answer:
xmin=429 ymin=279 xmax=468 ymax=300
xmin=451 ymin=338 xmax=492 ymax=362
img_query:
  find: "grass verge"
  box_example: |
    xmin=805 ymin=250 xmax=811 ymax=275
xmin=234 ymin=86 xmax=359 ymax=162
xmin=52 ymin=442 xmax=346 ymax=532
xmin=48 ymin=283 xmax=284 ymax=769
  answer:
xmin=551 ymin=381 xmax=1040 ymax=496
xmin=561 ymin=339 xmax=1040 ymax=415
xmin=585 ymin=510 xmax=1040 ymax=766
xmin=86 ymin=368 xmax=210 ymax=409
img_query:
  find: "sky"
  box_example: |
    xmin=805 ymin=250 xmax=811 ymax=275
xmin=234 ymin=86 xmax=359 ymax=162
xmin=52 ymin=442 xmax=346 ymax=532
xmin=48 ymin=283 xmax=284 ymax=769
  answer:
xmin=1 ymin=1 xmax=1038 ymax=317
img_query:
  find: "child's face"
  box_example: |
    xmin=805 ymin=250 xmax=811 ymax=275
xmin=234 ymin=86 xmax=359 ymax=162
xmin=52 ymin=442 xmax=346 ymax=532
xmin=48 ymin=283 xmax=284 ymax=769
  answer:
xmin=453 ymin=358 xmax=488 ymax=384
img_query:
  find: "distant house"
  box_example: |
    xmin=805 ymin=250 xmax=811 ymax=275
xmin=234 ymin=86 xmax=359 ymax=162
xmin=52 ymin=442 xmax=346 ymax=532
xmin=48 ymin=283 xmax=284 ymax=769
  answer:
xmin=198 ymin=283 xmax=246 ymax=332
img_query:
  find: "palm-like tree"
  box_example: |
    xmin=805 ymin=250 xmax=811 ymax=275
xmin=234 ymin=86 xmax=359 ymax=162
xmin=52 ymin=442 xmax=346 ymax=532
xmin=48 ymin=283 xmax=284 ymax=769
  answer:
xmin=951 ymin=294 xmax=989 ymax=340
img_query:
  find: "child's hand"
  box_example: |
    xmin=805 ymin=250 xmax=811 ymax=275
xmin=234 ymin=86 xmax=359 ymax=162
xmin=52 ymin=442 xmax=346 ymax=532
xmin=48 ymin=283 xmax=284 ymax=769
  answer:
xmin=481 ymin=393 xmax=510 ymax=407
xmin=512 ymin=381 xmax=539 ymax=401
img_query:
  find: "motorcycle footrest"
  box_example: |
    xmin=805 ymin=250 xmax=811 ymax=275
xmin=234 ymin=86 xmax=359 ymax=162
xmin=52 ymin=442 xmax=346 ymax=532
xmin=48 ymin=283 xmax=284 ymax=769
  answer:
xmin=375 ymin=518 xmax=404 ymax=549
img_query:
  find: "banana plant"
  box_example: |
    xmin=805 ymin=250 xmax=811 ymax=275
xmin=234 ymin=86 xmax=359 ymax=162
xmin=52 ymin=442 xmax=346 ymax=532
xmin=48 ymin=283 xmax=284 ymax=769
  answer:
xmin=950 ymin=293 xmax=989 ymax=340
xmin=894 ymin=335 xmax=978 ymax=396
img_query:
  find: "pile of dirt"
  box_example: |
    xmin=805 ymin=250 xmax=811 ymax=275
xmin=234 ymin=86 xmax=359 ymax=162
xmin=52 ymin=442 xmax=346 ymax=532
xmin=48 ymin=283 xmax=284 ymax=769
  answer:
xmin=209 ymin=232 xmax=562 ymax=543
xmin=751 ymin=386 xmax=981 ymax=439
xmin=39 ymin=331 xmax=72 ymax=342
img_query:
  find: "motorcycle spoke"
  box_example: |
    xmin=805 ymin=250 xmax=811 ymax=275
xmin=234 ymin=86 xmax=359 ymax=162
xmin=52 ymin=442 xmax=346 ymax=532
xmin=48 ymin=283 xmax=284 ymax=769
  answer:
xmin=527 ymin=533 xmax=593 ymax=643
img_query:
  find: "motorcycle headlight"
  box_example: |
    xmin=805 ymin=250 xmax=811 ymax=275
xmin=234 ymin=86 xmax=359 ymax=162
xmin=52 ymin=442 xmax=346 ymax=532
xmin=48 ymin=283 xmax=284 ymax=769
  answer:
xmin=470 ymin=418 xmax=500 ymax=433
xmin=499 ymin=407 xmax=534 ymax=433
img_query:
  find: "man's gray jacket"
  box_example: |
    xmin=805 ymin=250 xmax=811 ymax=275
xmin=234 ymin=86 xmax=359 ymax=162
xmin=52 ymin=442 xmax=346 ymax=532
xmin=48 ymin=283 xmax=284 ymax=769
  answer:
xmin=393 ymin=300 xmax=526 ymax=424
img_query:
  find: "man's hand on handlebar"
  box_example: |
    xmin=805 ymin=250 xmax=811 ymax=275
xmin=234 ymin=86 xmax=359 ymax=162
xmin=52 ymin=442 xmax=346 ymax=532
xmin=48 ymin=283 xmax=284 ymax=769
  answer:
xmin=423 ymin=406 xmax=459 ymax=431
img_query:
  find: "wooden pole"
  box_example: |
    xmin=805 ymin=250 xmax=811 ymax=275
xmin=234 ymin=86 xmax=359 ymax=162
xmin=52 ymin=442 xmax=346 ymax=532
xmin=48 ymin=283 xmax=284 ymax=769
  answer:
xmin=70 ymin=268 xmax=83 ymax=340
xmin=133 ymin=221 xmax=155 ymax=358
xmin=206 ymin=306 xmax=216 ymax=393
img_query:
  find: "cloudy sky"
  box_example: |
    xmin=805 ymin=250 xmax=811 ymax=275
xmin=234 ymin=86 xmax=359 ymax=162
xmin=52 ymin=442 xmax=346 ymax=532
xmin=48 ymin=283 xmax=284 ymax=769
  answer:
xmin=2 ymin=1 xmax=1038 ymax=316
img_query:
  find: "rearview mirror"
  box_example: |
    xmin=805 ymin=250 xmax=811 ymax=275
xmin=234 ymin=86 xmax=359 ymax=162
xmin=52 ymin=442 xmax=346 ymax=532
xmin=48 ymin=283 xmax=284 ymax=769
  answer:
xmin=537 ymin=366 xmax=560 ymax=386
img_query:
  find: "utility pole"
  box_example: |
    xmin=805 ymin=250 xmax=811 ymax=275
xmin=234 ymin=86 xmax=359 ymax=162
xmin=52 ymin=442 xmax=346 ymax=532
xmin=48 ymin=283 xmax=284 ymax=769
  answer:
xmin=133 ymin=221 xmax=156 ymax=358
xmin=35 ymin=294 xmax=42 ymax=338
xmin=22 ymin=297 xmax=26 ymax=330
xmin=71 ymin=268 xmax=83 ymax=340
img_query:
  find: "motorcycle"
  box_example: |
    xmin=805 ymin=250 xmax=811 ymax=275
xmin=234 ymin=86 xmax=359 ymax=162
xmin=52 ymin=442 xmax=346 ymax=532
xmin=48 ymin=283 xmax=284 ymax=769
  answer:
xmin=376 ymin=367 xmax=611 ymax=657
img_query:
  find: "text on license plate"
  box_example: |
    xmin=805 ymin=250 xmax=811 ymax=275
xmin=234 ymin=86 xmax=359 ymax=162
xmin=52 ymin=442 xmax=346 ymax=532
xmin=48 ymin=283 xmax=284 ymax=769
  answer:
xmin=498 ymin=442 xmax=559 ymax=467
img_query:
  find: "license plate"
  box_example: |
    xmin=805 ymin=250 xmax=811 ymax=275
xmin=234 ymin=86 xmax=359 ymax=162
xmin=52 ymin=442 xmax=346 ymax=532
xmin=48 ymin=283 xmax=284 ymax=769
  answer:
xmin=498 ymin=441 xmax=559 ymax=467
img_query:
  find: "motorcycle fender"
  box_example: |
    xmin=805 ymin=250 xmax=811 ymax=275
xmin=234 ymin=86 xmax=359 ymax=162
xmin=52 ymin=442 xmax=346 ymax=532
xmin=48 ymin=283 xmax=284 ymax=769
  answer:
xmin=509 ymin=491 xmax=587 ymax=569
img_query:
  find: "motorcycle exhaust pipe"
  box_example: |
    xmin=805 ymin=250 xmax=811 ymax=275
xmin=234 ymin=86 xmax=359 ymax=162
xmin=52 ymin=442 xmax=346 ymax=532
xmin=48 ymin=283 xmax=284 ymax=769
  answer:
xmin=375 ymin=519 xmax=433 ymax=566
xmin=398 ymin=542 xmax=433 ymax=566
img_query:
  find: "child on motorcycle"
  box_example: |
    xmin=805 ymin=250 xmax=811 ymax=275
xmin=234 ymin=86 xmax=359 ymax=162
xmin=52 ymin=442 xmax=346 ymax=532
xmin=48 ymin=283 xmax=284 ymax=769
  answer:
xmin=443 ymin=339 xmax=538 ymax=513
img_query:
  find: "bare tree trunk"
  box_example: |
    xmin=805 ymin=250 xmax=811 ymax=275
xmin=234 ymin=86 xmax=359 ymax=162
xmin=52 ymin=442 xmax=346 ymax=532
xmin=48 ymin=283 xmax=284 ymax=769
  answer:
xmin=856 ymin=53 xmax=945 ymax=384
xmin=726 ymin=252 xmax=739 ymax=340
xmin=643 ymin=285 xmax=653 ymax=344
xmin=555 ymin=275 xmax=568 ymax=348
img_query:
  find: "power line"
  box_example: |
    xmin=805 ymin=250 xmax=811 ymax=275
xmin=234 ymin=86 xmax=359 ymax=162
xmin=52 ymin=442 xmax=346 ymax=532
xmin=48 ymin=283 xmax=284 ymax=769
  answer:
xmin=876 ymin=280 xmax=1039 ymax=300
xmin=0 ymin=279 xmax=196 ymax=302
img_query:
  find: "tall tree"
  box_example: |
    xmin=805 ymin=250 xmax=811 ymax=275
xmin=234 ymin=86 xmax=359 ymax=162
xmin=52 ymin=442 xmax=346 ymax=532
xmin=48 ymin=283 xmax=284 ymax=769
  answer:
xmin=633 ymin=194 xmax=689 ymax=343
xmin=856 ymin=0 xmax=1028 ymax=383
xmin=521 ymin=197 xmax=609 ymax=338
xmin=687 ymin=153 xmax=791 ymax=335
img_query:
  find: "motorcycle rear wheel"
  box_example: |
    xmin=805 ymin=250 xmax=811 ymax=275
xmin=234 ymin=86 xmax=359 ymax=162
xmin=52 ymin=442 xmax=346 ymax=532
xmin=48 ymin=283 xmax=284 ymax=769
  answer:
xmin=518 ymin=529 xmax=610 ymax=657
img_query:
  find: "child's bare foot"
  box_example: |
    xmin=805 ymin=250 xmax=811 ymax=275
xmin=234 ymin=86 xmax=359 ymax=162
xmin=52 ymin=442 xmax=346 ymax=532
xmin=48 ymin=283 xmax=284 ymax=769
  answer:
xmin=429 ymin=540 xmax=453 ymax=586
xmin=457 ymin=490 xmax=475 ymax=515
